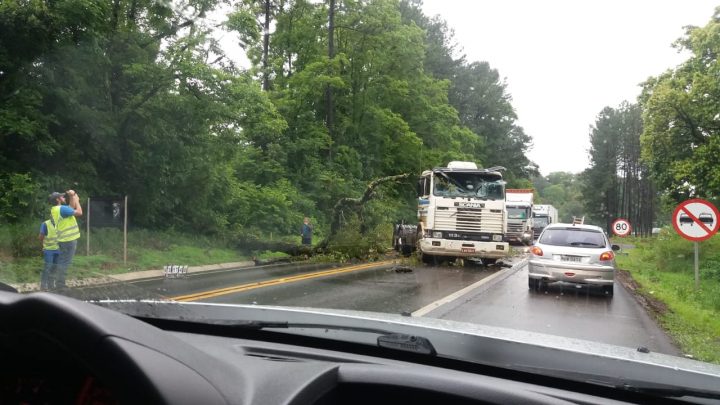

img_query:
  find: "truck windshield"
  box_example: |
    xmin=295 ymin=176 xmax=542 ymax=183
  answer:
xmin=507 ymin=207 xmax=528 ymax=219
xmin=433 ymin=172 xmax=504 ymax=200
xmin=534 ymin=216 xmax=550 ymax=227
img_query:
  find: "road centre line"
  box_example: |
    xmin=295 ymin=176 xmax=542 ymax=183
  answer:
xmin=171 ymin=260 xmax=396 ymax=302
xmin=411 ymin=259 xmax=528 ymax=317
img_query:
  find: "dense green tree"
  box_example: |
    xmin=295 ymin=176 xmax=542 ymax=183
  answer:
xmin=399 ymin=1 xmax=532 ymax=181
xmin=640 ymin=8 xmax=720 ymax=201
xmin=533 ymin=172 xmax=587 ymax=223
xmin=581 ymin=103 xmax=655 ymax=235
xmin=1 ymin=0 xmax=534 ymax=242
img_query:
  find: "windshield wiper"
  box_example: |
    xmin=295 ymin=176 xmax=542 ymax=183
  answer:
xmin=135 ymin=316 xmax=436 ymax=355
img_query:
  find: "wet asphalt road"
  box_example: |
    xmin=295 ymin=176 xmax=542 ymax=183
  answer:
xmin=423 ymin=261 xmax=680 ymax=356
xmin=179 ymin=260 xmax=502 ymax=314
xmin=73 ymin=253 xmax=679 ymax=356
xmin=196 ymin=262 xmax=501 ymax=313
xmin=134 ymin=261 xmax=340 ymax=299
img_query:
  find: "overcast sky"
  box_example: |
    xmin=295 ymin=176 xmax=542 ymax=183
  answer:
xmin=421 ymin=0 xmax=718 ymax=175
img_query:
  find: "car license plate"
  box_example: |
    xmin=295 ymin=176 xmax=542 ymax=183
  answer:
xmin=561 ymin=255 xmax=582 ymax=262
xmin=461 ymin=248 xmax=475 ymax=253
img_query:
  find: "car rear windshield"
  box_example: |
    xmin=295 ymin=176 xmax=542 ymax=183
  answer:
xmin=539 ymin=228 xmax=606 ymax=248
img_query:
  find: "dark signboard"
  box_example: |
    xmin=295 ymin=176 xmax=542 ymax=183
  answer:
xmin=89 ymin=197 xmax=124 ymax=228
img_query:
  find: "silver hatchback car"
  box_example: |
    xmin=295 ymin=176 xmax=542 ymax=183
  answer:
xmin=528 ymin=223 xmax=620 ymax=296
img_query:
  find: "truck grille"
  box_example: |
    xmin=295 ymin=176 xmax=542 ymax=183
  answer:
xmin=507 ymin=222 xmax=524 ymax=233
xmin=434 ymin=208 xmax=504 ymax=233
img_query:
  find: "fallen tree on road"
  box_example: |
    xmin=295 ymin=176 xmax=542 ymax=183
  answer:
xmin=234 ymin=173 xmax=412 ymax=257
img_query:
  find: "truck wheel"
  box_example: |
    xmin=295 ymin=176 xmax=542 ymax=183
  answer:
xmin=421 ymin=253 xmax=436 ymax=264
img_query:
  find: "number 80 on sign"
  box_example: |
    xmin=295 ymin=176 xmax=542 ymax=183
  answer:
xmin=611 ymin=218 xmax=631 ymax=237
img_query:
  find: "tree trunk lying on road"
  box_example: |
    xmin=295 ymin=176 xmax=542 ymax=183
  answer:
xmin=235 ymin=239 xmax=316 ymax=259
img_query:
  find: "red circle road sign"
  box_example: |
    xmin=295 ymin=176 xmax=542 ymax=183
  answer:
xmin=672 ymin=199 xmax=720 ymax=242
xmin=611 ymin=218 xmax=632 ymax=237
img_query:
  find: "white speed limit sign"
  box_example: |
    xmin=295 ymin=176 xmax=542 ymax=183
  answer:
xmin=611 ymin=218 xmax=631 ymax=237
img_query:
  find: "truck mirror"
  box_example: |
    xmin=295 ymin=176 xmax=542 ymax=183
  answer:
xmin=417 ymin=179 xmax=425 ymax=197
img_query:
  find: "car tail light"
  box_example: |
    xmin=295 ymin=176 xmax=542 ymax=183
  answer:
xmin=530 ymin=246 xmax=543 ymax=256
xmin=599 ymin=251 xmax=614 ymax=261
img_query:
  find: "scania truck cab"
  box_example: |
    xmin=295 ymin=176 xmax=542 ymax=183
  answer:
xmin=505 ymin=189 xmax=534 ymax=245
xmin=416 ymin=161 xmax=509 ymax=265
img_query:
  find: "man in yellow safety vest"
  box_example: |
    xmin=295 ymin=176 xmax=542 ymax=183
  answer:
xmin=38 ymin=217 xmax=59 ymax=290
xmin=48 ymin=190 xmax=83 ymax=288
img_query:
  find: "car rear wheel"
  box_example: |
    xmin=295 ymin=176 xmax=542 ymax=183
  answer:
xmin=603 ymin=284 xmax=614 ymax=297
xmin=528 ymin=278 xmax=540 ymax=290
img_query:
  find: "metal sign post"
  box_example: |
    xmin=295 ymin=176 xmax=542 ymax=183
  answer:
xmin=86 ymin=197 xmax=90 ymax=256
xmin=124 ymin=195 xmax=128 ymax=265
xmin=671 ymin=198 xmax=720 ymax=290
xmin=694 ymin=242 xmax=700 ymax=290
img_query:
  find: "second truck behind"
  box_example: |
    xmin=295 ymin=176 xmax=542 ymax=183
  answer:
xmin=505 ymin=189 xmax=534 ymax=245
xmin=532 ymin=204 xmax=559 ymax=238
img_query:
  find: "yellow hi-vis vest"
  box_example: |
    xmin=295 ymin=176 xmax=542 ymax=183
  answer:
xmin=43 ymin=219 xmax=59 ymax=251
xmin=51 ymin=205 xmax=80 ymax=242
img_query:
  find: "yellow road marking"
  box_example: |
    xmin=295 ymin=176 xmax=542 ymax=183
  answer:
xmin=171 ymin=260 xmax=396 ymax=302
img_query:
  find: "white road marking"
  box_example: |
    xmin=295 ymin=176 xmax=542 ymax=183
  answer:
xmin=412 ymin=259 xmax=528 ymax=317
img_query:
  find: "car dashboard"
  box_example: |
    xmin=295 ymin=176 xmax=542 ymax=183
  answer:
xmin=0 ymin=292 xmax=714 ymax=404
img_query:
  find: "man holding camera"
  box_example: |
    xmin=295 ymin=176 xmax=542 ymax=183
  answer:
xmin=48 ymin=190 xmax=83 ymax=289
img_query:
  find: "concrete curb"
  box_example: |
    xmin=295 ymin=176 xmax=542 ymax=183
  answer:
xmin=10 ymin=260 xmax=257 ymax=293
xmin=110 ymin=261 xmax=256 ymax=282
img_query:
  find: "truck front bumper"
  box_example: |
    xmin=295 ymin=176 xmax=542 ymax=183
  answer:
xmin=419 ymin=239 xmax=510 ymax=259
xmin=505 ymin=232 xmax=533 ymax=244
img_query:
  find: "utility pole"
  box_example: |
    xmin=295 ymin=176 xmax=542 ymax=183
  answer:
xmin=325 ymin=0 xmax=335 ymax=160
xmin=262 ymin=0 xmax=271 ymax=91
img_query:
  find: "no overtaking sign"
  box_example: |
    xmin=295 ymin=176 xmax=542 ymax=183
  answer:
xmin=672 ymin=199 xmax=720 ymax=242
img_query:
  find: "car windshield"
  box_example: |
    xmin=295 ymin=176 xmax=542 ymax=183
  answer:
xmin=2 ymin=0 xmax=720 ymax=396
xmin=539 ymin=228 xmax=607 ymax=248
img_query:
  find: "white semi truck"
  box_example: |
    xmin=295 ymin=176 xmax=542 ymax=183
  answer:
xmin=505 ymin=189 xmax=534 ymax=245
xmin=532 ymin=204 xmax=559 ymax=238
xmin=416 ymin=161 xmax=509 ymax=265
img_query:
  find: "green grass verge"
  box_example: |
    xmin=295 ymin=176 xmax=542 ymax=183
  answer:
xmin=0 ymin=226 xmax=294 ymax=285
xmin=614 ymin=232 xmax=720 ymax=364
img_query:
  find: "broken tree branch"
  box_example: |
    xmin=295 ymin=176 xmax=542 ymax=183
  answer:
xmin=319 ymin=173 xmax=412 ymax=248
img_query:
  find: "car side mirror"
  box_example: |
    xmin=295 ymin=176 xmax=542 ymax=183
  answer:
xmin=611 ymin=244 xmax=620 ymax=252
